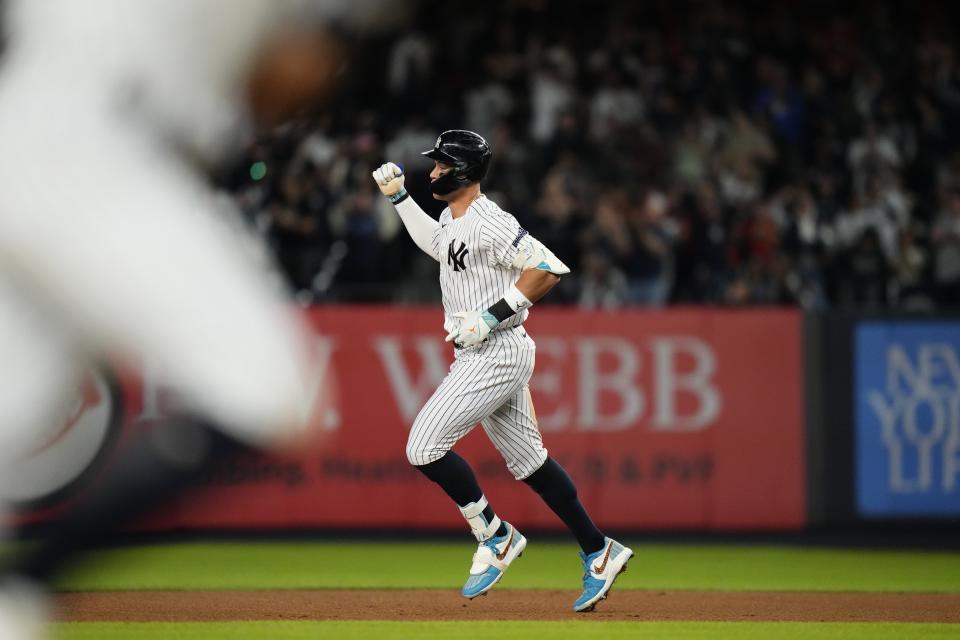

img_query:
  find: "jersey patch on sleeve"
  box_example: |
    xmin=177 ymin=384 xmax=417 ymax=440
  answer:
xmin=511 ymin=228 xmax=528 ymax=248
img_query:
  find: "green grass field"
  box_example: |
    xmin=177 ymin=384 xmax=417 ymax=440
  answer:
xmin=51 ymin=541 xmax=960 ymax=640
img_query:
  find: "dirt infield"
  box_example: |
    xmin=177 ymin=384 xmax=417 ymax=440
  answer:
xmin=58 ymin=589 xmax=960 ymax=623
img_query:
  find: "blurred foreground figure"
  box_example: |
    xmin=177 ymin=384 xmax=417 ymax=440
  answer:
xmin=0 ymin=0 xmax=378 ymax=636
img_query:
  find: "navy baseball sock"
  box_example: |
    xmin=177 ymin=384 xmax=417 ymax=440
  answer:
xmin=524 ymin=457 xmax=606 ymax=555
xmin=415 ymin=451 xmax=508 ymax=537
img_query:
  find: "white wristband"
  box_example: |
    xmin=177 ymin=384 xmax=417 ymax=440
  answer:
xmin=504 ymin=284 xmax=533 ymax=313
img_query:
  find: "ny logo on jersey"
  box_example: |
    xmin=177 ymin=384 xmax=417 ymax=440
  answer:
xmin=447 ymin=240 xmax=469 ymax=272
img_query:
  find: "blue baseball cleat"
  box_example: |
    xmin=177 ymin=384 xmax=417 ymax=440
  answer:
xmin=462 ymin=522 xmax=527 ymax=599
xmin=573 ymin=537 xmax=634 ymax=612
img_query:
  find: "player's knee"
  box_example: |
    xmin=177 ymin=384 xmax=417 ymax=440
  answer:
xmin=407 ymin=413 xmax=439 ymax=466
xmin=512 ymin=448 xmax=550 ymax=483
xmin=405 ymin=437 xmax=428 ymax=467
xmin=405 ymin=434 xmax=448 ymax=467
xmin=406 ymin=445 xmax=443 ymax=467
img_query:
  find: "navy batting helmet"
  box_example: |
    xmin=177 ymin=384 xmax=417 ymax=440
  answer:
xmin=421 ymin=130 xmax=492 ymax=195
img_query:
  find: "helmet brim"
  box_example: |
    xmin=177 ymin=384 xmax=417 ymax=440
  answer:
xmin=421 ymin=148 xmax=460 ymax=165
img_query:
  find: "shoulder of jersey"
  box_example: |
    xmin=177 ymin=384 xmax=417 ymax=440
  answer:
xmin=472 ymin=195 xmax=515 ymax=224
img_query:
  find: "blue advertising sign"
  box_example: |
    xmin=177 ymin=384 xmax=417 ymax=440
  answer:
xmin=856 ymin=322 xmax=960 ymax=517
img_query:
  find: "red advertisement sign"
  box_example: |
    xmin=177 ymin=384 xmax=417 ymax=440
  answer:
xmin=11 ymin=307 xmax=806 ymax=531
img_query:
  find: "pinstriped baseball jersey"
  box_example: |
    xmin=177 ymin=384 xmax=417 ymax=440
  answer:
xmin=429 ymin=194 xmax=529 ymax=335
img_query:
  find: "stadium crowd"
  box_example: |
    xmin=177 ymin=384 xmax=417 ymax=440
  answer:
xmin=225 ymin=0 xmax=960 ymax=310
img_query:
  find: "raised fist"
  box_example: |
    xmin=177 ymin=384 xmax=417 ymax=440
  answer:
xmin=372 ymin=162 xmax=405 ymax=197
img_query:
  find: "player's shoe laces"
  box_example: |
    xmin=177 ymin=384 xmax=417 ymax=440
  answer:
xmin=573 ymin=537 xmax=633 ymax=612
xmin=462 ymin=522 xmax=527 ymax=599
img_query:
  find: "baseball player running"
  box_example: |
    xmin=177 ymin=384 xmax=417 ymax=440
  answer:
xmin=372 ymin=130 xmax=633 ymax=612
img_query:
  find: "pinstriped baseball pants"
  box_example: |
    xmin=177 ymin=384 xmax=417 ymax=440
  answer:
xmin=406 ymin=325 xmax=548 ymax=480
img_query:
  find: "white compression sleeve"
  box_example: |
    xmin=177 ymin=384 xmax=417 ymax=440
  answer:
xmin=394 ymin=197 xmax=440 ymax=262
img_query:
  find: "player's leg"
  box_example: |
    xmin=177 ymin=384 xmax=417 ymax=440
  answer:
xmin=0 ymin=106 xmax=316 ymax=596
xmin=0 ymin=285 xmax=238 ymax=637
xmin=0 ymin=208 xmax=268 ymax=589
xmin=407 ymin=350 xmax=528 ymax=598
xmin=414 ymin=452 xmax=506 ymax=537
xmin=483 ymin=385 xmax=633 ymax=612
xmin=524 ymin=454 xmax=633 ymax=611
xmin=0 ymin=279 xmax=78 ymax=617
xmin=0 ymin=281 xmax=79 ymax=475
xmin=482 ymin=386 xmax=604 ymax=554
xmin=407 ymin=350 xmax=523 ymax=537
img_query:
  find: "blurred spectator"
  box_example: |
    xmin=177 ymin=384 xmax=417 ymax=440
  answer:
xmin=752 ymin=59 xmax=806 ymax=146
xmin=327 ymin=185 xmax=399 ymax=301
xmin=718 ymin=110 xmax=777 ymax=173
xmin=530 ymin=154 xmax=586 ymax=283
xmin=717 ymin=155 xmax=763 ymax=208
xmin=529 ymin=54 xmax=575 ymax=143
xmin=625 ymin=191 xmax=678 ymax=306
xmin=833 ymin=181 xmax=903 ymax=264
xmin=931 ymin=190 xmax=960 ymax=308
xmin=384 ymin=115 xmax=436 ymax=175
xmin=589 ymin=66 xmax=645 ymax=141
xmin=485 ymin=123 xmax=535 ymax=212
xmin=579 ymin=251 xmax=629 ymax=310
xmin=585 ymin=189 xmax=632 ymax=265
xmin=299 ymin=121 xmax=338 ymax=168
xmin=725 ymin=255 xmax=796 ymax=306
xmin=835 ymin=228 xmax=893 ymax=309
xmin=672 ymin=120 xmax=710 ymax=189
xmin=466 ymin=76 xmax=515 ymax=141
xmin=847 ymin=121 xmax=902 ymax=195
xmin=267 ymin=170 xmax=331 ymax=292
xmin=893 ymin=226 xmax=931 ymax=309
xmin=775 ymin=185 xmax=829 ymax=309
xmin=387 ymin=31 xmax=433 ymax=100
xmin=675 ymin=184 xmax=729 ymax=303
xmin=728 ymin=203 xmax=782 ymax=291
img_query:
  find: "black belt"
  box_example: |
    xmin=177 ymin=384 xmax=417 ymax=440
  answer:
xmin=454 ymin=324 xmax=525 ymax=349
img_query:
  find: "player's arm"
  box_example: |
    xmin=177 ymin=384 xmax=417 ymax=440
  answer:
xmin=514 ymin=268 xmax=560 ymax=304
xmin=372 ymin=162 xmax=440 ymax=262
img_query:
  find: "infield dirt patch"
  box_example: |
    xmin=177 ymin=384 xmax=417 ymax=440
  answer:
xmin=58 ymin=589 xmax=960 ymax=623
